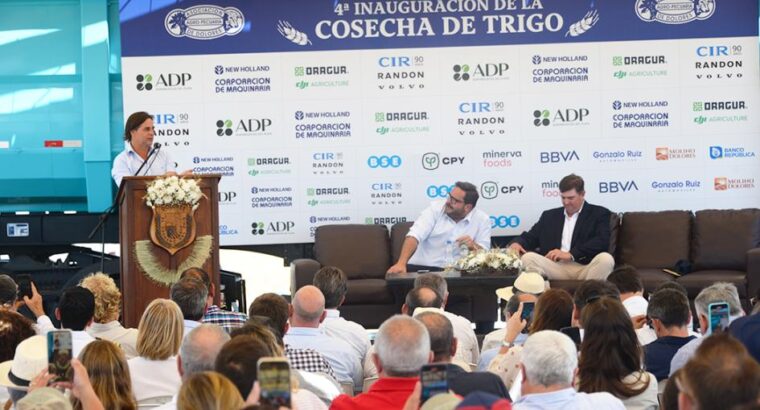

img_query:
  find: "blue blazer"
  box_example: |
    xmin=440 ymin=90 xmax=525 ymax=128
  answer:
xmin=513 ymin=202 xmax=611 ymax=265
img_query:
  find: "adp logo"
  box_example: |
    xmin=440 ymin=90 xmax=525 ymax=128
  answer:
xmin=421 ymin=153 xmax=464 ymax=170
xmin=533 ymin=108 xmax=589 ymax=126
xmin=599 ymin=180 xmax=639 ymax=193
xmin=367 ymin=155 xmax=402 ymax=169
xmin=480 ymin=181 xmax=524 ymax=199
xmin=540 ymin=151 xmax=580 ymax=163
xmin=490 ymin=215 xmax=520 ymax=228
xmin=426 ymin=185 xmax=455 ymax=199
xmin=216 ymin=118 xmax=272 ymax=136
xmin=218 ymin=191 xmax=237 ymax=203
xmin=251 ymin=221 xmax=295 ymax=235
xmin=452 ymin=63 xmax=509 ymax=81
xmin=135 ymin=73 xmax=192 ymax=91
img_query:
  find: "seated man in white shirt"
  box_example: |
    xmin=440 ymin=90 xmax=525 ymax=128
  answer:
xmin=413 ymin=273 xmax=480 ymax=365
xmin=284 ymin=286 xmax=363 ymax=388
xmin=313 ymin=266 xmax=371 ymax=365
xmin=169 ymin=277 xmax=207 ymax=336
xmin=606 ymin=265 xmax=648 ymax=317
xmin=388 ymin=181 xmax=491 ymax=273
xmin=511 ymin=330 xmax=624 ymax=409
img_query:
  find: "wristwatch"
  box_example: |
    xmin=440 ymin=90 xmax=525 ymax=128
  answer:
xmin=501 ymin=340 xmax=514 ymax=348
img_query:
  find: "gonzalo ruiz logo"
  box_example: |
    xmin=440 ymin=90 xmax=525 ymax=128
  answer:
xmin=165 ymin=5 xmax=244 ymax=40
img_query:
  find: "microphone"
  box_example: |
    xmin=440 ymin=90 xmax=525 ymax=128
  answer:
xmin=134 ymin=142 xmax=162 ymax=176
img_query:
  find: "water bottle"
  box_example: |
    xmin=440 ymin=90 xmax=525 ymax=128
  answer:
xmin=444 ymin=240 xmax=454 ymax=269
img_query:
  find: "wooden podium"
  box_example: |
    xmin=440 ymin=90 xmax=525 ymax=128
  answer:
xmin=118 ymin=175 xmax=221 ymax=328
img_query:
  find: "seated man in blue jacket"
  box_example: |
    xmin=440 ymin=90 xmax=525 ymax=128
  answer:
xmin=509 ymin=174 xmax=614 ymax=280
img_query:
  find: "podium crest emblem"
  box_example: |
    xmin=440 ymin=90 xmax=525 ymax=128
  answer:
xmin=149 ymin=204 xmax=196 ymax=255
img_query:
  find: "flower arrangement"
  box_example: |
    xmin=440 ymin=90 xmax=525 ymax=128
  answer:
xmin=455 ymin=248 xmax=522 ymax=275
xmin=144 ymin=176 xmax=204 ymax=210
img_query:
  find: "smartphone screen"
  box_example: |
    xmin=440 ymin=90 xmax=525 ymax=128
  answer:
xmin=47 ymin=330 xmax=73 ymax=383
xmin=560 ymin=326 xmax=582 ymax=347
xmin=521 ymin=302 xmax=535 ymax=322
xmin=420 ymin=363 xmax=449 ymax=402
xmin=16 ymin=274 xmax=33 ymax=300
xmin=257 ymin=358 xmax=291 ymax=408
xmin=708 ymin=302 xmax=730 ymax=334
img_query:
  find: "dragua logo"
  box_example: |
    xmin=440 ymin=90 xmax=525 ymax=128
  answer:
xmin=612 ymin=55 xmax=667 ymax=66
xmin=136 ymin=73 xmax=192 ymax=91
xmin=365 ymin=217 xmax=408 ymax=225
xmin=480 ymin=181 xmax=524 ymax=199
xmin=452 ymin=63 xmax=509 ymax=81
xmin=165 ymin=6 xmax=244 ymax=39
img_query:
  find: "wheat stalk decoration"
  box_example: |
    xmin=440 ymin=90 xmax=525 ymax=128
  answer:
xmin=277 ymin=20 xmax=312 ymax=46
xmin=565 ymin=9 xmax=600 ymax=37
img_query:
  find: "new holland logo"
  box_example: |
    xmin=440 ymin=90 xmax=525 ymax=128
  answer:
xmin=635 ymin=0 xmax=715 ymax=25
xmin=165 ymin=5 xmax=244 ymax=40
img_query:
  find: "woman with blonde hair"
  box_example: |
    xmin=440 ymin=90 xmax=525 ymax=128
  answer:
xmin=127 ymin=298 xmax=183 ymax=402
xmin=80 ymin=273 xmax=139 ymax=358
xmin=76 ymin=339 xmax=137 ymax=410
xmin=177 ymin=371 xmax=243 ymax=410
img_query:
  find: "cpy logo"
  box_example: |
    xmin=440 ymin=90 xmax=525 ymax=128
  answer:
xmin=426 ymin=185 xmax=455 ymax=199
xmin=480 ymin=181 xmax=524 ymax=199
xmin=165 ymin=6 xmax=244 ymax=39
xmin=599 ymin=181 xmax=639 ymax=193
xmin=422 ymin=153 xmax=439 ymax=170
xmin=491 ymin=215 xmax=520 ymax=228
xmin=367 ymin=155 xmax=402 ymax=169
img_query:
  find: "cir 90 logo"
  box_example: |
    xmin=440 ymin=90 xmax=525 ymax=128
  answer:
xmin=490 ymin=215 xmax=520 ymax=228
xmin=426 ymin=185 xmax=455 ymax=198
xmin=367 ymin=155 xmax=402 ymax=168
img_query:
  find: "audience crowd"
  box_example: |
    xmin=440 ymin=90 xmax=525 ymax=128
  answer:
xmin=0 ymin=264 xmax=757 ymax=410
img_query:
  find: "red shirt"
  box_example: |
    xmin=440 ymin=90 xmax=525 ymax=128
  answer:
xmin=329 ymin=377 xmax=417 ymax=410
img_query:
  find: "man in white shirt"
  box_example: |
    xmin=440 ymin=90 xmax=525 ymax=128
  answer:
xmin=111 ymin=111 xmax=179 ymax=187
xmin=606 ymin=265 xmax=648 ymax=317
xmin=388 ymin=181 xmax=491 ymax=273
xmin=509 ymin=174 xmax=614 ymax=280
xmin=413 ymin=273 xmax=480 ymax=365
xmin=36 ymin=287 xmax=96 ymax=358
xmin=313 ymin=266 xmax=371 ymax=364
xmin=284 ymin=286 xmax=363 ymax=388
xmin=170 ymin=278 xmax=207 ymax=336
xmin=512 ymin=330 xmax=624 ymax=409
xmin=155 ymin=324 xmax=230 ymax=410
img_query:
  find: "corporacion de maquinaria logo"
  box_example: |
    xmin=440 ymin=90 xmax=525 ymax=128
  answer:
xmin=165 ymin=5 xmax=244 ymax=40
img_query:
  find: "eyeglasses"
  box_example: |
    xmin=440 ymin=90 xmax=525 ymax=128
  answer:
xmin=447 ymin=193 xmax=464 ymax=204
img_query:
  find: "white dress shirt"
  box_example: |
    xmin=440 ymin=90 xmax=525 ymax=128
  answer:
xmin=407 ymin=200 xmax=491 ymax=267
xmin=111 ymin=142 xmax=176 ymax=187
xmin=561 ymin=203 xmax=584 ymax=252
xmin=183 ymin=320 xmax=201 ymax=337
xmin=284 ymin=327 xmax=363 ymax=388
xmin=411 ymin=307 xmax=480 ymax=365
xmin=622 ymin=295 xmax=649 ymax=317
xmin=86 ymin=321 xmax=139 ymax=359
xmin=320 ymin=309 xmax=371 ymax=366
xmin=128 ymin=356 xmax=181 ymax=402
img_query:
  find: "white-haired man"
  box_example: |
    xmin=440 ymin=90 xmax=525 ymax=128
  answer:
xmin=331 ymin=315 xmax=432 ymax=409
xmin=513 ymin=330 xmax=624 ymax=409
xmin=669 ymin=282 xmax=744 ymax=375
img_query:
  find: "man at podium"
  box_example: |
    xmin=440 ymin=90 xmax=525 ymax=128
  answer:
xmin=111 ymin=111 xmax=179 ymax=186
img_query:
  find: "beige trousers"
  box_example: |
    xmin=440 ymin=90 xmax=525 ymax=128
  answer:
xmin=521 ymin=252 xmax=615 ymax=280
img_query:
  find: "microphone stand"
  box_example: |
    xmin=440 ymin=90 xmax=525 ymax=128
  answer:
xmin=87 ymin=143 xmax=161 ymax=272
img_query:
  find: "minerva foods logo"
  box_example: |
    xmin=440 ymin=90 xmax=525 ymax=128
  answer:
xmin=635 ymin=0 xmax=715 ymax=24
xmin=165 ymin=6 xmax=244 ymax=39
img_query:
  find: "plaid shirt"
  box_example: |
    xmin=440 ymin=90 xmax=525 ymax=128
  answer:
xmin=285 ymin=344 xmax=336 ymax=379
xmin=202 ymin=305 xmax=248 ymax=333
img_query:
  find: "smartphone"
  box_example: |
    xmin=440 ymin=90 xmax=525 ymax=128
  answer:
xmin=420 ymin=363 xmax=449 ymax=402
xmin=708 ymin=302 xmax=730 ymax=335
xmin=257 ymin=358 xmax=291 ymax=408
xmin=16 ymin=274 xmax=33 ymax=300
xmin=521 ymin=302 xmax=535 ymax=322
xmin=560 ymin=326 xmax=582 ymax=347
xmin=47 ymin=330 xmax=73 ymax=383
